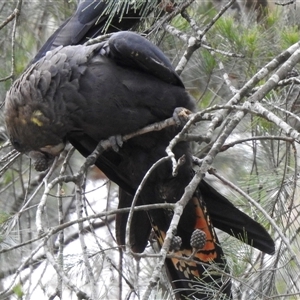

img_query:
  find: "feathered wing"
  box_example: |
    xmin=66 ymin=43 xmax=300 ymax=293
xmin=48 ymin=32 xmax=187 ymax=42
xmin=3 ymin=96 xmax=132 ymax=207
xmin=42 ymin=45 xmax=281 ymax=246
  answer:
xmin=31 ymin=0 xmax=155 ymax=64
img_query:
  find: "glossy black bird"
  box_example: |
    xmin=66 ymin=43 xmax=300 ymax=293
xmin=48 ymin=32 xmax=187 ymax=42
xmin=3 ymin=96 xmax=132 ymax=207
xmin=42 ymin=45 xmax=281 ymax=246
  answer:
xmin=6 ymin=1 xmax=275 ymax=298
xmin=27 ymin=0 xmax=274 ymax=257
xmin=5 ymin=31 xmax=274 ymax=299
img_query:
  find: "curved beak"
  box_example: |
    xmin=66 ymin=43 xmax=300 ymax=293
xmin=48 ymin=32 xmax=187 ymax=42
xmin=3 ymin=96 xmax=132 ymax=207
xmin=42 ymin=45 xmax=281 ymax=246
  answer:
xmin=27 ymin=142 xmax=65 ymax=171
xmin=40 ymin=142 xmax=65 ymax=156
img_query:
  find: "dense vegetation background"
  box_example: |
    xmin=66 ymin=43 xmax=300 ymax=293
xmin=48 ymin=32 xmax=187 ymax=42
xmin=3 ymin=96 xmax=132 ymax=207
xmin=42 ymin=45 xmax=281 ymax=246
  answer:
xmin=1 ymin=0 xmax=300 ymax=299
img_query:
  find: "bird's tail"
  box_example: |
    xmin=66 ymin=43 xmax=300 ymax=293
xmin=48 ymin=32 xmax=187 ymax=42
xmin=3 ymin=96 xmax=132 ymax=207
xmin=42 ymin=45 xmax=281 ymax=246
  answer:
xmin=199 ymin=180 xmax=275 ymax=255
xmin=115 ymin=180 xmax=274 ymax=299
xmin=152 ymin=192 xmax=232 ymax=300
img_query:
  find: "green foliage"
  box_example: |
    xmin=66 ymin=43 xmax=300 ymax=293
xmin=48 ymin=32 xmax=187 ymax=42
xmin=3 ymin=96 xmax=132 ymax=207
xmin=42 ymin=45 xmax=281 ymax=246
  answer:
xmin=280 ymin=26 xmax=300 ymax=49
xmin=0 ymin=211 xmax=10 ymax=224
xmin=243 ymin=27 xmax=260 ymax=56
xmin=12 ymin=284 xmax=24 ymax=298
xmin=213 ymin=17 xmax=242 ymax=50
xmin=195 ymin=1 xmax=219 ymax=21
xmin=264 ymin=7 xmax=280 ymax=28
xmin=200 ymin=49 xmax=217 ymax=75
xmin=251 ymin=115 xmax=273 ymax=132
xmin=171 ymin=14 xmax=189 ymax=30
xmin=197 ymin=90 xmax=215 ymax=108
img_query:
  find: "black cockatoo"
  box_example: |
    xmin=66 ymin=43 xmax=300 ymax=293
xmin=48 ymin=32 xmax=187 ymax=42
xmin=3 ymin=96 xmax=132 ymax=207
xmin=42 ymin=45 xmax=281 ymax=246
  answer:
xmin=5 ymin=31 xmax=274 ymax=299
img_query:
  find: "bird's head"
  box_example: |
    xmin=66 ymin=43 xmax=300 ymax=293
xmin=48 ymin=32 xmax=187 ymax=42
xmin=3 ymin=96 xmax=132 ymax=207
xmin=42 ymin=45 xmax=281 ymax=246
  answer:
xmin=4 ymin=66 xmax=68 ymax=171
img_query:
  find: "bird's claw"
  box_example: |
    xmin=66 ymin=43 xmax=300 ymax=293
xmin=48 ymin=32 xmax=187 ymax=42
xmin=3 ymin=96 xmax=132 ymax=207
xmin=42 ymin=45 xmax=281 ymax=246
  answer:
xmin=109 ymin=135 xmax=123 ymax=152
xmin=173 ymin=107 xmax=192 ymax=126
xmin=99 ymin=42 xmax=110 ymax=56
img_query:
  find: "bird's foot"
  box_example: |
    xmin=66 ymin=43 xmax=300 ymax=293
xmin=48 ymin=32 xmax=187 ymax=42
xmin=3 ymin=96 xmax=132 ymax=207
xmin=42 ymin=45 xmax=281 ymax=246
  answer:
xmin=173 ymin=107 xmax=192 ymax=126
xmin=99 ymin=42 xmax=110 ymax=56
xmin=109 ymin=135 xmax=123 ymax=152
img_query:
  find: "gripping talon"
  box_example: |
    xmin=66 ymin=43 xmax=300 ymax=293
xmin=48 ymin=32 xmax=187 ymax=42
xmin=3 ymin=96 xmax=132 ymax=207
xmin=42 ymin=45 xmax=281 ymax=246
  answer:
xmin=173 ymin=107 xmax=192 ymax=126
xmin=109 ymin=135 xmax=123 ymax=152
